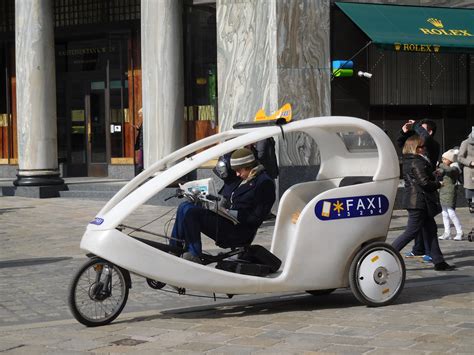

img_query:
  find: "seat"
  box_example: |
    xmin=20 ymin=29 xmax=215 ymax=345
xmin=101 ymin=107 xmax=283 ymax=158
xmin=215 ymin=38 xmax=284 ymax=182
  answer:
xmin=339 ymin=176 xmax=373 ymax=187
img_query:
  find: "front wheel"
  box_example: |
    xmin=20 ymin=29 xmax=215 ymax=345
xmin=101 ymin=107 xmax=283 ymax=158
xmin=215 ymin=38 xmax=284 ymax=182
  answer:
xmin=68 ymin=258 xmax=129 ymax=327
xmin=349 ymin=242 xmax=405 ymax=307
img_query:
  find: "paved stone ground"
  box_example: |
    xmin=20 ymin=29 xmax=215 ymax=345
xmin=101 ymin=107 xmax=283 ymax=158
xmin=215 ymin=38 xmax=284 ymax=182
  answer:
xmin=0 ymin=196 xmax=473 ymax=354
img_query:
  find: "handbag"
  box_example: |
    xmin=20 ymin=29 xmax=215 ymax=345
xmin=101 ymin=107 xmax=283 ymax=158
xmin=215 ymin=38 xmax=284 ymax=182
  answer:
xmin=407 ymin=174 xmax=442 ymax=218
xmin=422 ymin=190 xmax=442 ymax=218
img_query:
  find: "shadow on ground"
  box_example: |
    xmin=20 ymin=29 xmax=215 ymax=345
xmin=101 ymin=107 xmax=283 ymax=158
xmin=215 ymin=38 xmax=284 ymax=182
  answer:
xmin=121 ymin=274 xmax=473 ymax=324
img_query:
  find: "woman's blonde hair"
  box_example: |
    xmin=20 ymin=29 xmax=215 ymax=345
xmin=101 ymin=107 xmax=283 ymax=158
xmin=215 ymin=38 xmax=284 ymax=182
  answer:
xmin=403 ymin=134 xmax=424 ymax=155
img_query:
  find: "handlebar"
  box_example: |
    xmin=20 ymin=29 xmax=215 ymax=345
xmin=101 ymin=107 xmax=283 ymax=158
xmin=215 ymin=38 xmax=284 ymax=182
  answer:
xmin=164 ymin=189 xmax=221 ymax=203
xmin=164 ymin=189 xmax=184 ymax=201
xmin=205 ymin=194 xmax=221 ymax=202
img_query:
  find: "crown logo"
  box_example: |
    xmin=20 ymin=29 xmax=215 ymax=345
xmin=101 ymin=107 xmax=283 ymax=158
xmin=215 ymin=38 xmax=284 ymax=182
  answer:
xmin=427 ymin=18 xmax=443 ymax=28
xmin=394 ymin=43 xmax=401 ymax=51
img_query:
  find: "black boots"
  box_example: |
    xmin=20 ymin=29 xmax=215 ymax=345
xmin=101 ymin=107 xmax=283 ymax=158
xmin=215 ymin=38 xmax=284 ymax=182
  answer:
xmin=434 ymin=261 xmax=456 ymax=271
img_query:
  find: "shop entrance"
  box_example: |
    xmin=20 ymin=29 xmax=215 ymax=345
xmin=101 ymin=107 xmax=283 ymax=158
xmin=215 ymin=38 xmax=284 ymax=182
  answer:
xmin=56 ymin=35 xmax=133 ymax=178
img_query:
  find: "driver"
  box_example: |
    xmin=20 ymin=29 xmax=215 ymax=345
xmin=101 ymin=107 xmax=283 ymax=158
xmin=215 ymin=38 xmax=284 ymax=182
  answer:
xmin=170 ymin=148 xmax=276 ymax=263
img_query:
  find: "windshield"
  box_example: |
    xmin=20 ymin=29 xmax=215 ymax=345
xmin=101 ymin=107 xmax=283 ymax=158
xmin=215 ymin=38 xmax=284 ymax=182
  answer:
xmin=337 ymin=130 xmax=377 ymax=152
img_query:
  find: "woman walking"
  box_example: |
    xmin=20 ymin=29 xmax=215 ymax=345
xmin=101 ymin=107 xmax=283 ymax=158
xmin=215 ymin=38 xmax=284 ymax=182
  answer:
xmin=392 ymin=135 xmax=455 ymax=271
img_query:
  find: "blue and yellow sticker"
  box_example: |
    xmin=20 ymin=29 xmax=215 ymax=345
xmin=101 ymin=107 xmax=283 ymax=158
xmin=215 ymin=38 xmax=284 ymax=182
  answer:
xmin=315 ymin=195 xmax=389 ymax=221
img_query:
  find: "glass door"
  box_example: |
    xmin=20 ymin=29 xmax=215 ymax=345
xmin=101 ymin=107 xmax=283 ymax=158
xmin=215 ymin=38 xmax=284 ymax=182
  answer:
xmin=85 ymin=90 xmax=108 ymax=177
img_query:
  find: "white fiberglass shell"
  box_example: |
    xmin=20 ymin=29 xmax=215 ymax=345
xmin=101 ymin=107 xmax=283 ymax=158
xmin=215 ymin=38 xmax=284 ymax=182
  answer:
xmin=81 ymin=116 xmax=400 ymax=294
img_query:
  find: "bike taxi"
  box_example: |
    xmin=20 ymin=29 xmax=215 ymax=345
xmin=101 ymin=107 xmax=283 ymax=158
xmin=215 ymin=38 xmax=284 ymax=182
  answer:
xmin=69 ymin=109 xmax=405 ymax=327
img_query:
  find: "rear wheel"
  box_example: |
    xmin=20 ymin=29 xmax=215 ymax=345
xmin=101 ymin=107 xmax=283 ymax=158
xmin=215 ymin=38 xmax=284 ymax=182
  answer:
xmin=349 ymin=242 xmax=405 ymax=307
xmin=68 ymin=258 xmax=129 ymax=326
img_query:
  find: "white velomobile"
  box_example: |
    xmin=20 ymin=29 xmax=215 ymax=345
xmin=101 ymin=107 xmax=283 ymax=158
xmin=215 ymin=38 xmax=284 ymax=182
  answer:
xmin=69 ymin=115 xmax=406 ymax=327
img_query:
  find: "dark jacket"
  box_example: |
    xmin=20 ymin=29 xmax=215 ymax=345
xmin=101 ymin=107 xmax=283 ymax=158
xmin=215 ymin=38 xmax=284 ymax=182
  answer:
xmin=397 ymin=123 xmax=440 ymax=171
xmin=251 ymin=138 xmax=279 ymax=179
xmin=437 ymin=163 xmax=460 ymax=208
xmin=401 ymin=154 xmax=441 ymax=210
xmin=229 ymin=171 xmax=275 ymax=229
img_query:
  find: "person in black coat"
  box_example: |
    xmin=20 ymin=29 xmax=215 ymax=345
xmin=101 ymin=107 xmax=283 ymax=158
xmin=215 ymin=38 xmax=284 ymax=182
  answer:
xmin=170 ymin=148 xmax=276 ymax=262
xmin=392 ymin=135 xmax=455 ymax=271
xmin=396 ymin=118 xmax=440 ymax=258
xmin=397 ymin=118 xmax=440 ymax=170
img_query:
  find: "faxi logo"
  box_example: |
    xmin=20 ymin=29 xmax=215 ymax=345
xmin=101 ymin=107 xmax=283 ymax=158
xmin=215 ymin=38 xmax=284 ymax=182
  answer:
xmin=315 ymin=194 xmax=389 ymax=221
xmin=90 ymin=217 xmax=104 ymax=225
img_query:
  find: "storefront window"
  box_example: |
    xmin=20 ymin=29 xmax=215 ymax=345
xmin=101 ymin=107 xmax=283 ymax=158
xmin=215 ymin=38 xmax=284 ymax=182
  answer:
xmin=0 ymin=43 xmax=7 ymax=160
xmin=184 ymin=4 xmax=218 ymax=144
xmin=109 ymin=37 xmax=131 ymax=161
xmin=0 ymin=42 xmax=14 ymax=162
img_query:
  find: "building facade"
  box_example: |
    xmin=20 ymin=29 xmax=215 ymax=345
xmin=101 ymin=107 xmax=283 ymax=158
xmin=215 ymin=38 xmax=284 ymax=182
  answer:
xmin=0 ymin=1 xmax=472 ymax=190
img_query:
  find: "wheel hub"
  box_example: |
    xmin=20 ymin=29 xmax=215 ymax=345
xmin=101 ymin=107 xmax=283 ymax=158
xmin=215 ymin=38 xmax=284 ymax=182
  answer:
xmin=373 ymin=266 xmax=388 ymax=285
xmin=89 ymin=282 xmax=109 ymax=301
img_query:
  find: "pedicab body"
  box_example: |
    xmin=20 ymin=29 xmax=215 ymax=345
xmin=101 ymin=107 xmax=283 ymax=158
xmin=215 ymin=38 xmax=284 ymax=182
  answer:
xmin=71 ymin=116 xmax=405 ymax=326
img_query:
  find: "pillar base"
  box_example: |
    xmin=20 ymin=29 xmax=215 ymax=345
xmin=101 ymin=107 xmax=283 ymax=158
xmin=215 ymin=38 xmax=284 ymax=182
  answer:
xmin=13 ymin=185 xmax=67 ymax=198
xmin=13 ymin=173 xmax=64 ymax=187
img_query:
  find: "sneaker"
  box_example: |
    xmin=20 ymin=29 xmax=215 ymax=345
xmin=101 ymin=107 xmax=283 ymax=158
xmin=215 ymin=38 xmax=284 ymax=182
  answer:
xmin=182 ymin=252 xmax=202 ymax=264
xmin=438 ymin=232 xmax=451 ymax=240
xmin=434 ymin=261 xmax=456 ymax=271
xmin=453 ymin=233 xmax=464 ymax=241
xmin=404 ymin=251 xmax=416 ymax=258
xmin=422 ymin=255 xmax=433 ymax=263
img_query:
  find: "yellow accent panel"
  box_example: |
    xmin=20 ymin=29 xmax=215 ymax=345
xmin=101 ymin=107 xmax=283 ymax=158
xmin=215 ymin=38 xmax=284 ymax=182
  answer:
xmin=254 ymin=103 xmax=292 ymax=123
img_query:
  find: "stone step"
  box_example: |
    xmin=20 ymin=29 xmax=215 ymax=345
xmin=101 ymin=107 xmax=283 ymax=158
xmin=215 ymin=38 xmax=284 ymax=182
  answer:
xmin=65 ymin=182 xmax=128 ymax=192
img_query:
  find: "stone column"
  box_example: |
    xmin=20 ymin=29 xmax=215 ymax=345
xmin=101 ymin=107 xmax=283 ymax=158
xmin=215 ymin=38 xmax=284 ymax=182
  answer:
xmin=141 ymin=0 xmax=184 ymax=168
xmin=217 ymin=0 xmax=331 ymax=193
xmin=14 ymin=0 xmax=63 ymax=187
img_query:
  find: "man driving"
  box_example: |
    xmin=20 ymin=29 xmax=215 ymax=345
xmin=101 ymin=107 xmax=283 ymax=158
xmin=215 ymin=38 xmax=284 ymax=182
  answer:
xmin=170 ymin=148 xmax=276 ymax=263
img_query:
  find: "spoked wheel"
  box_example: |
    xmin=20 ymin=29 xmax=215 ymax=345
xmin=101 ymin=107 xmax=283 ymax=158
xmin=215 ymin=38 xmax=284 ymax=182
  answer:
xmin=68 ymin=258 xmax=130 ymax=327
xmin=349 ymin=242 xmax=405 ymax=307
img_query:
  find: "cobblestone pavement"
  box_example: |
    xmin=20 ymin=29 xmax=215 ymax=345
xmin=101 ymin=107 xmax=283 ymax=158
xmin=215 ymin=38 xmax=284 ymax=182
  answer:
xmin=0 ymin=196 xmax=473 ymax=354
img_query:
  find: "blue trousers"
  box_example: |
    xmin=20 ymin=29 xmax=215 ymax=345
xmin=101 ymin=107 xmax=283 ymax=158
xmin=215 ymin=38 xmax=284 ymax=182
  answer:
xmin=411 ymin=229 xmax=429 ymax=256
xmin=170 ymin=201 xmax=256 ymax=256
xmin=170 ymin=202 xmax=202 ymax=255
xmin=392 ymin=209 xmax=445 ymax=264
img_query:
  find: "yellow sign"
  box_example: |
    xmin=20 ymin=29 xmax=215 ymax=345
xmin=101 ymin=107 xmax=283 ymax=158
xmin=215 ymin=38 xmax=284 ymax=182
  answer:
xmin=254 ymin=103 xmax=292 ymax=123
xmin=0 ymin=114 xmax=9 ymax=127
xmin=419 ymin=18 xmax=473 ymax=37
xmin=394 ymin=42 xmax=440 ymax=53
xmin=71 ymin=110 xmax=85 ymax=122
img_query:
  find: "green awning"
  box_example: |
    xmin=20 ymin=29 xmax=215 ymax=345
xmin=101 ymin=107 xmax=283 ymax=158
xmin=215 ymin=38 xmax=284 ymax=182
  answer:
xmin=336 ymin=2 xmax=474 ymax=52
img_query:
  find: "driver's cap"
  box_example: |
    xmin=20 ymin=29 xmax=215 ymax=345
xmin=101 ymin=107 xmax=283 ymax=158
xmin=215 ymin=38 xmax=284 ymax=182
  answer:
xmin=230 ymin=148 xmax=256 ymax=170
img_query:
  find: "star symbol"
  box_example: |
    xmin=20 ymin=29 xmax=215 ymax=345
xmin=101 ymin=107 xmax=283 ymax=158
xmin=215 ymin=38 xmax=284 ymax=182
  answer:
xmin=333 ymin=201 xmax=344 ymax=214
